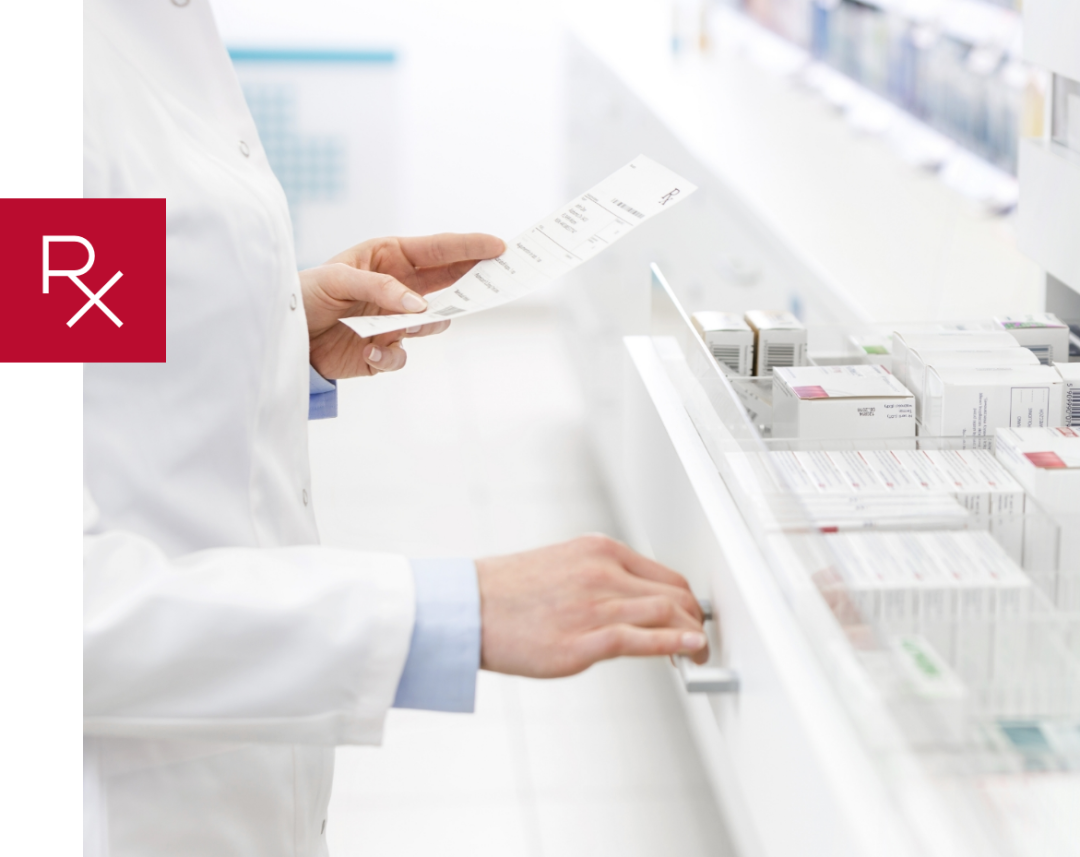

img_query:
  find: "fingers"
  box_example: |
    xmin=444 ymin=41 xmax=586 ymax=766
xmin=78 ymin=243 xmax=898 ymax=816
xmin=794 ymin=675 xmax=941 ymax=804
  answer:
xmin=564 ymin=535 xmax=702 ymax=621
xmin=602 ymin=537 xmax=696 ymax=593
xmin=601 ymin=595 xmax=702 ymax=633
xmin=363 ymin=342 xmax=407 ymax=373
xmin=574 ymin=625 xmax=708 ymax=666
xmin=595 ymin=596 xmax=711 ymax=665
xmin=402 ymin=320 xmax=451 ymax=338
xmin=397 ymin=233 xmax=506 ymax=268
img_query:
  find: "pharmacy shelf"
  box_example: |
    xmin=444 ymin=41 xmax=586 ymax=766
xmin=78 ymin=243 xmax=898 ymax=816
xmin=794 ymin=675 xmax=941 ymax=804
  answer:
xmin=558 ymin=6 xmax=1078 ymax=856
xmin=1018 ymin=138 xmax=1080 ymax=293
xmin=1024 ymin=0 xmax=1080 ymax=82
xmin=863 ymin=0 xmax=1022 ymax=50
xmin=562 ymin=0 xmax=1042 ymax=324
xmin=558 ymin=0 xmax=1046 ymax=562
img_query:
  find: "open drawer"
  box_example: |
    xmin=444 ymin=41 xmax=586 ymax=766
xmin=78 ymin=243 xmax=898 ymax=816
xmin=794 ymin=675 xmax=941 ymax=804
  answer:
xmin=620 ymin=269 xmax=1080 ymax=857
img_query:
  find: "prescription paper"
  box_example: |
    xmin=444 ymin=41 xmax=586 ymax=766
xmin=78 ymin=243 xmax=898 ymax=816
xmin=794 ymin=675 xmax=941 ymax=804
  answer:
xmin=343 ymin=156 xmax=697 ymax=337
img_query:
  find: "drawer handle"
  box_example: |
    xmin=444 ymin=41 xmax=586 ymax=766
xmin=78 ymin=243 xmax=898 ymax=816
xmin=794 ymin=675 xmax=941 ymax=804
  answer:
xmin=676 ymin=657 xmax=740 ymax=694
xmin=675 ymin=597 xmax=739 ymax=693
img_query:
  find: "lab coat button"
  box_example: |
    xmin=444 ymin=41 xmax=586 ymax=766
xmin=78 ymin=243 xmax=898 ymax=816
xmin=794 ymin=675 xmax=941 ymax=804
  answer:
xmin=239 ymin=140 xmax=250 ymax=158
xmin=290 ymin=293 xmax=297 ymax=310
xmin=302 ymin=489 xmax=309 ymax=506
xmin=170 ymin=0 xmax=190 ymax=6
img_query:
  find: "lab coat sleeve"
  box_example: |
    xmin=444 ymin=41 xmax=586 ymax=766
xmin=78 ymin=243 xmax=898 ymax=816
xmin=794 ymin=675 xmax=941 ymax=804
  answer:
xmin=83 ymin=493 xmax=415 ymax=746
xmin=394 ymin=559 xmax=481 ymax=713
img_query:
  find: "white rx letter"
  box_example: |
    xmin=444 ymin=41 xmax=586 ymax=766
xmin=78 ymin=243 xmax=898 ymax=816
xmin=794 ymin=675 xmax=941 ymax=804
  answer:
xmin=43 ymin=236 xmax=95 ymax=293
xmin=42 ymin=235 xmax=123 ymax=328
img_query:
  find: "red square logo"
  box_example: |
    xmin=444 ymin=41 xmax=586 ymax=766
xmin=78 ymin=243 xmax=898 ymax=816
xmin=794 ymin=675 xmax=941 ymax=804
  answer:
xmin=0 ymin=198 xmax=165 ymax=362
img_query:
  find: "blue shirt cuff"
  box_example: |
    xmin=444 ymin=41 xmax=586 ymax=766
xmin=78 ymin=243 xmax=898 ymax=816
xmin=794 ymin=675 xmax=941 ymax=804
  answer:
xmin=309 ymin=366 xmax=337 ymax=420
xmin=393 ymin=558 xmax=481 ymax=713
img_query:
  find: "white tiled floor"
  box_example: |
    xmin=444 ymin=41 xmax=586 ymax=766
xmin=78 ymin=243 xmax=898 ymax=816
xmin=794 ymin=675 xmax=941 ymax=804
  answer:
xmin=308 ymin=306 xmax=734 ymax=856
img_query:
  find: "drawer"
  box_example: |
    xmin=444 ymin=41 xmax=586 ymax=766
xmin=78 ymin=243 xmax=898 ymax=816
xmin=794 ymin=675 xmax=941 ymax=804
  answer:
xmin=622 ymin=335 xmax=922 ymax=857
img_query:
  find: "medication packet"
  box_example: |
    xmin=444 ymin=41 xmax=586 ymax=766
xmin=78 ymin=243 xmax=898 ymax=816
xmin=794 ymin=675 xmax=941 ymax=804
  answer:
xmin=994 ymin=314 xmax=1071 ymax=365
xmin=773 ymin=364 xmax=915 ymax=440
xmin=745 ymin=310 xmax=807 ymax=376
xmin=691 ymin=312 xmax=754 ymax=376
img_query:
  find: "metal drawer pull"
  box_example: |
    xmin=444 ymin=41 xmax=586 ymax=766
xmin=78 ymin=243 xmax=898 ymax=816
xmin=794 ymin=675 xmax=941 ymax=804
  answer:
xmin=675 ymin=597 xmax=739 ymax=693
xmin=677 ymin=657 xmax=740 ymax=693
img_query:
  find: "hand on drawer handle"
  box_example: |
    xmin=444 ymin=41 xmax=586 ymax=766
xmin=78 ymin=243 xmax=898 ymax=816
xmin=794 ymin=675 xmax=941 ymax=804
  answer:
xmin=675 ymin=597 xmax=739 ymax=693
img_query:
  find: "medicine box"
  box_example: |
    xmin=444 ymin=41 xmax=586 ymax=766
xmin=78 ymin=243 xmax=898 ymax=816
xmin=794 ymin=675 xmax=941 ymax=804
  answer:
xmin=994 ymin=427 xmax=1080 ymax=516
xmin=883 ymin=324 xmax=989 ymax=377
xmin=994 ymin=314 xmax=1071 ymax=365
xmin=891 ymin=331 xmax=1020 ymax=391
xmin=753 ymin=493 xmax=970 ymax=533
xmin=744 ymin=310 xmax=807 ymax=376
xmin=995 ymin=427 xmax=1080 ymax=607
xmin=691 ymin=311 xmax=754 ymax=376
xmin=825 ymin=530 xmax=1031 ymax=626
xmin=908 ymin=347 xmax=1039 ymax=420
xmin=922 ymin=365 xmax=1064 ymax=443
xmin=773 ymin=364 xmax=915 ymax=439
xmin=919 ymin=448 xmax=1026 ymax=560
xmin=766 ymin=447 xmax=1026 ymax=558
xmin=1055 ymin=362 xmax=1080 ymax=428
xmin=848 ymin=333 xmax=893 ymax=372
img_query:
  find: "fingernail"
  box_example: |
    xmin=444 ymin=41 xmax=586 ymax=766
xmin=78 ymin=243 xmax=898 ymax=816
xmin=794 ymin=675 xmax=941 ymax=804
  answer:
xmin=401 ymin=293 xmax=427 ymax=312
xmin=681 ymin=632 xmax=707 ymax=651
xmin=405 ymin=325 xmax=422 ymax=334
xmin=368 ymin=346 xmax=382 ymax=363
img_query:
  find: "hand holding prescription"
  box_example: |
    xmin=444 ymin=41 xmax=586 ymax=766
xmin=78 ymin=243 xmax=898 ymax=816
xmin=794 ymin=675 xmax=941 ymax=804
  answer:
xmin=476 ymin=535 xmax=710 ymax=677
xmin=302 ymin=232 xmax=506 ymax=378
xmin=342 ymin=155 xmax=697 ymax=339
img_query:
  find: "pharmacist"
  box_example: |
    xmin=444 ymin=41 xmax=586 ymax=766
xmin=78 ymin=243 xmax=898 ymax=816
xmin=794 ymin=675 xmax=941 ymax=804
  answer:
xmin=82 ymin=2 xmax=708 ymax=855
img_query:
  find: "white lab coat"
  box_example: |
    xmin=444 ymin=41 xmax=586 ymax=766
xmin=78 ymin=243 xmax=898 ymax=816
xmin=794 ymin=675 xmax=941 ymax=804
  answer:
xmin=83 ymin=2 xmax=416 ymax=855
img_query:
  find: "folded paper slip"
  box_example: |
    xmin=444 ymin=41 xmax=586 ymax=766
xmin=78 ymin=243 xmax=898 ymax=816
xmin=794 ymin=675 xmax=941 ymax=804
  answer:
xmin=342 ymin=155 xmax=697 ymax=338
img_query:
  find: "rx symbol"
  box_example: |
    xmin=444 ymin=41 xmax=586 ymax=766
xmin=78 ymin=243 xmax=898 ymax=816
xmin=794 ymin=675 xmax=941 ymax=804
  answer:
xmin=659 ymin=188 xmax=680 ymax=206
xmin=43 ymin=235 xmax=124 ymax=328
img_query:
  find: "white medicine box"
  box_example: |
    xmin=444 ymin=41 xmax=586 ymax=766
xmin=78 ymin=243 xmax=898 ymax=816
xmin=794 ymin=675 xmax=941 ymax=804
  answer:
xmin=909 ymin=347 xmax=1040 ymax=419
xmin=994 ymin=314 xmax=1071 ymax=364
xmin=1055 ymin=362 xmax=1080 ymax=428
xmin=922 ymin=365 xmax=1064 ymax=442
xmin=773 ymin=365 xmax=915 ymax=439
xmin=995 ymin=427 xmax=1080 ymax=516
xmin=891 ymin=331 xmax=1019 ymax=391
xmin=744 ymin=310 xmax=807 ymax=376
xmin=691 ymin=312 xmax=754 ymax=376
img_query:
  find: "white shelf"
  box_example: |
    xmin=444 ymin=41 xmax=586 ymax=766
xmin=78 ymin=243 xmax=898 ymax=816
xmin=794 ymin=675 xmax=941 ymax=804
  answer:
xmin=563 ymin=0 xmax=1042 ymax=324
xmin=1023 ymin=0 xmax=1080 ymax=82
xmin=1018 ymin=138 xmax=1080 ymax=294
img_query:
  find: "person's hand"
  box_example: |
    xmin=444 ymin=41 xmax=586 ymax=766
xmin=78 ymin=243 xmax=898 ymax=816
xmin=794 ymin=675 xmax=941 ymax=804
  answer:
xmin=301 ymin=233 xmax=505 ymax=379
xmin=475 ymin=535 xmax=710 ymax=678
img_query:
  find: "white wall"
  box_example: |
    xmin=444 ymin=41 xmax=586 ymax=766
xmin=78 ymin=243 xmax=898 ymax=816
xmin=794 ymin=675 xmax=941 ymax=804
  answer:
xmin=209 ymin=0 xmax=565 ymax=241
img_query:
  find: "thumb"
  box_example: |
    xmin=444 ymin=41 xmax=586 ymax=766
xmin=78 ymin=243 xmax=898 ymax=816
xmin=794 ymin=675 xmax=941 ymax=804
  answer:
xmin=324 ymin=264 xmax=428 ymax=315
